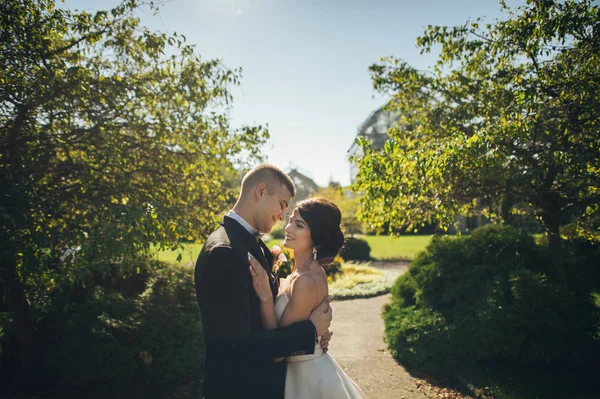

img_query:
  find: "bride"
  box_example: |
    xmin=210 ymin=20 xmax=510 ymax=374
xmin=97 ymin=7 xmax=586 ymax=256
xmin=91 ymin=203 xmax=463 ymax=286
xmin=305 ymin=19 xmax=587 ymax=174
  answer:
xmin=248 ymin=198 xmax=366 ymax=399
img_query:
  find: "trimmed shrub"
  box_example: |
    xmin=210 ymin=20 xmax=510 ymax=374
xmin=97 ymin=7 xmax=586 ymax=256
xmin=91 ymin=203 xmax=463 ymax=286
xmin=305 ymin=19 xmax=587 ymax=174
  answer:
xmin=270 ymin=223 xmax=286 ymax=239
xmin=340 ymin=237 xmax=371 ymax=261
xmin=384 ymin=224 xmax=600 ymax=373
xmin=325 ymin=256 xmax=343 ymax=281
xmin=0 ymin=261 xmax=203 ymax=398
xmin=390 ymin=271 xmax=417 ymax=307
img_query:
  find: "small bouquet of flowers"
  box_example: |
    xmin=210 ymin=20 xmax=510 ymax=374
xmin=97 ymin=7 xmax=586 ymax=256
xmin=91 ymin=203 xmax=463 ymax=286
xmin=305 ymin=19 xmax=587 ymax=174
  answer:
xmin=271 ymin=245 xmax=293 ymax=278
xmin=270 ymin=245 xmax=287 ymax=271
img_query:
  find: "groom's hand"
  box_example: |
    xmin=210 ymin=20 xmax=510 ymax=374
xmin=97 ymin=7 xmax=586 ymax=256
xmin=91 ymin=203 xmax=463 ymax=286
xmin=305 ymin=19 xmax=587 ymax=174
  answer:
xmin=320 ymin=329 xmax=333 ymax=353
xmin=309 ymin=295 xmax=333 ymax=337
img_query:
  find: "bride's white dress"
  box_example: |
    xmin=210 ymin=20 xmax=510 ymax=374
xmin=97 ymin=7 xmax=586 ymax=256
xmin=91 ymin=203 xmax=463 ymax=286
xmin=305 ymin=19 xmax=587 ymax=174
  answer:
xmin=275 ymin=293 xmax=367 ymax=399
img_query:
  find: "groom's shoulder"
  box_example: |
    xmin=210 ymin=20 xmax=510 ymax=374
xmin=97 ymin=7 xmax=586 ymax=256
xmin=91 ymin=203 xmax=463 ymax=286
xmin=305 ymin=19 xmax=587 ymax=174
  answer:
xmin=203 ymin=223 xmax=244 ymax=253
xmin=196 ymin=227 xmax=234 ymax=272
xmin=203 ymin=225 xmax=231 ymax=251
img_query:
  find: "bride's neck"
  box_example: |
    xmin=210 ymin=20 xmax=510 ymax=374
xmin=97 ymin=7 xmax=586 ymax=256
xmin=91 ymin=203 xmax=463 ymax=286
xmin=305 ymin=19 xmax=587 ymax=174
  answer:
xmin=293 ymin=250 xmax=313 ymax=273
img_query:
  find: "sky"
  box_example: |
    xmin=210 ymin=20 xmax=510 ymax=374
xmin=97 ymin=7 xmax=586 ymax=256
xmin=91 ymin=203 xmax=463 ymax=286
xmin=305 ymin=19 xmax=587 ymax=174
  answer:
xmin=64 ymin=0 xmax=525 ymax=187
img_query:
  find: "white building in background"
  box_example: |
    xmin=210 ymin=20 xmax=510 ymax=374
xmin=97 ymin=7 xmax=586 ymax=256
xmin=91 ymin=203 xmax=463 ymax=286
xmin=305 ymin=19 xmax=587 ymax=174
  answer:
xmin=287 ymin=167 xmax=320 ymax=205
xmin=348 ymin=106 xmax=401 ymax=184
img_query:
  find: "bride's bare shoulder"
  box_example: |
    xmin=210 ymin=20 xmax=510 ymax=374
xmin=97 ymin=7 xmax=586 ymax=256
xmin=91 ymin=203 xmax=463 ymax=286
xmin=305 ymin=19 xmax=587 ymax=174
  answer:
xmin=290 ymin=272 xmax=318 ymax=294
xmin=309 ymin=264 xmax=328 ymax=287
xmin=291 ymin=269 xmax=327 ymax=302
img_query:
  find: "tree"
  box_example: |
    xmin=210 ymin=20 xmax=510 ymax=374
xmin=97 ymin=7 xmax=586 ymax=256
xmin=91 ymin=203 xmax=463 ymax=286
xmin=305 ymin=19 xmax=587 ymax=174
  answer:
xmin=352 ymin=0 xmax=600 ymax=286
xmin=0 ymin=0 xmax=267 ymax=385
xmin=313 ymin=184 xmax=363 ymax=235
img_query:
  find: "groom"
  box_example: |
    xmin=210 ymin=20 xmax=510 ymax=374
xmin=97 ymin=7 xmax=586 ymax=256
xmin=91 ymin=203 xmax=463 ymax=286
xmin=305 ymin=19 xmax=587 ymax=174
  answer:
xmin=195 ymin=164 xmax=333 ymax=399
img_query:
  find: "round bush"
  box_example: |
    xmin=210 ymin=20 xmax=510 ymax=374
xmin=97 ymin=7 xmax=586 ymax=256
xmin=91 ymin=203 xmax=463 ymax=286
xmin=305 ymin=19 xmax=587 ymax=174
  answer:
xmin=270 ymin=223 xmax=286 ymax=239
xmin=340 ymin=237 xmax=371 ymax=261
xmin=384 ymin=224 xmax=600 ymax=372
xmin=0 ymin=261 xmax=204 ymax=398
xmin=325 ymin=256 xmax=343 ymax=281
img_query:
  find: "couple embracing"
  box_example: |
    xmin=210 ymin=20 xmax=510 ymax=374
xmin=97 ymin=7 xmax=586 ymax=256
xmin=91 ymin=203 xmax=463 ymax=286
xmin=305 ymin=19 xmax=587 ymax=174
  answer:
xmin=195 ymin=164 xmax=366 ymax=398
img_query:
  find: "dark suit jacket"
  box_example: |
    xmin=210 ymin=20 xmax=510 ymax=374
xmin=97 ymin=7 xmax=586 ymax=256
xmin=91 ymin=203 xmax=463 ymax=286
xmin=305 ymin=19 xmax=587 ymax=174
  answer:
xmin=195 ymin=216 xmax=316 ymax=399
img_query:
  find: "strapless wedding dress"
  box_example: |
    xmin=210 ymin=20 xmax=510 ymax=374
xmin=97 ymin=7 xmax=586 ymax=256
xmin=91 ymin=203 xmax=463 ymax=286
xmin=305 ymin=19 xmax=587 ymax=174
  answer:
xmin=275 ymin=294 xmax=366 ymax=399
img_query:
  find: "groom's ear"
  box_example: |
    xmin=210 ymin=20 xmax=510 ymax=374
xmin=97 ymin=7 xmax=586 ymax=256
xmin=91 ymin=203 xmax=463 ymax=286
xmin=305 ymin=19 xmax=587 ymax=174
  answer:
xmin=256 ymin=183 xmax=267 ymax=198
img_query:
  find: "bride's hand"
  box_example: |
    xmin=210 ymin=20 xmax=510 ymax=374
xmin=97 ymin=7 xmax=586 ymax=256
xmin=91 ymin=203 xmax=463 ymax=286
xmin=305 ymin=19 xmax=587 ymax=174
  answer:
xmin=248 ymin=253 xmax=272 ymax=303
xmin=320 ymin=329 xmax=333 ymax=353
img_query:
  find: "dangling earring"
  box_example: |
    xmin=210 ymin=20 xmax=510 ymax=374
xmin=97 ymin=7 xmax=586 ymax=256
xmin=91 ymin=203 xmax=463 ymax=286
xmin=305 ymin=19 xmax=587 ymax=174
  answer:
xmin=312 ymin=247 xmax=318 ymax=261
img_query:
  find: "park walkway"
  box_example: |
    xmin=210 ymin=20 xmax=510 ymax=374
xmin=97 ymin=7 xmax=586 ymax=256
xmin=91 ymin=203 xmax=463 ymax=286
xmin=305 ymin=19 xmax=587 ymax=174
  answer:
xmin=327 ymin=262 xmax=472 ymax=399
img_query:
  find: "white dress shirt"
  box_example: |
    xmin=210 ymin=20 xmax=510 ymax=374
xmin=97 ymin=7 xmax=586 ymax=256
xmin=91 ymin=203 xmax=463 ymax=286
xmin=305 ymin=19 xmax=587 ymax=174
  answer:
xmin=226 ymin=210 xmax=258 ymax=236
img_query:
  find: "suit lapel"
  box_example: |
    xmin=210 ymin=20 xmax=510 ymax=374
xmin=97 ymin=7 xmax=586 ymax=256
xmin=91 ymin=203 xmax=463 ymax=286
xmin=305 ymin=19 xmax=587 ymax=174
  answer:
xmin=246 ymin=235 xmax=269 ymax=271
xmin=259 ymin=239 xmax=274 ymax=268
xmin=259 ymin=238 xmax=279 ymax=295
xmin=222 ymin=216 xmax=277 ymax=298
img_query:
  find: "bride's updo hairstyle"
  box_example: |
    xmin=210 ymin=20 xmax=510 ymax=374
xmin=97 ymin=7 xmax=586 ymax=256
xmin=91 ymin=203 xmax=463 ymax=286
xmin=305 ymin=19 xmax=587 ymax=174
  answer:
xmin=295 ymin=198 xmax=345 ymax=265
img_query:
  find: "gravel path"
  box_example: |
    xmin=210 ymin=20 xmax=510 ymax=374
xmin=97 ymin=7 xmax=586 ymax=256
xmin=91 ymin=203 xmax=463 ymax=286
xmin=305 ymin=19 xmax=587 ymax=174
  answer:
xmin=327 ymin=261 xmax=473 ymax=399
xmin=326 ymin=260 xmax=426 ymax=399
xmin=327 ymin=294 xmax=427 ymax=399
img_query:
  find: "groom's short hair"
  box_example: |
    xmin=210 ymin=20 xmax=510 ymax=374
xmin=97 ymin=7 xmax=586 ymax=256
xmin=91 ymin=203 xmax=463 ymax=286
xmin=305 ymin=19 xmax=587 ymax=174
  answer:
xmin=241 ymin=164 xmax=296 ymax=197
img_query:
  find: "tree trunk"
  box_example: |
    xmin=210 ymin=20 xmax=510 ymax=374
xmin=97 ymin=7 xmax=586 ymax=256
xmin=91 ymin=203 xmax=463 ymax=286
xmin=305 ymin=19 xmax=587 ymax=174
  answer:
xmin=501 ymin=194 xmax=514 ymax=225
xmin=0 ymin=281 xmax=6 ymax=312
xmin=501 ymin=178 xmax=514 ymax=225
xmin=3 ymin=103 xmax=40 ymax=389
xmin=540 ymin=208 xmax=567 ymax=288
xmin=1 ymin=245 xmax=40 ymax=389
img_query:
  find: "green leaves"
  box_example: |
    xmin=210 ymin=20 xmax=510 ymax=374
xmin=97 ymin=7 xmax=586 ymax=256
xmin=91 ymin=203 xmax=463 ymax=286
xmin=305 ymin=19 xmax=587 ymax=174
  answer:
xmin=355 ymin=0 xmax=600 ymax=241
xmin=1 ymin=0 xmax=266 ymax=286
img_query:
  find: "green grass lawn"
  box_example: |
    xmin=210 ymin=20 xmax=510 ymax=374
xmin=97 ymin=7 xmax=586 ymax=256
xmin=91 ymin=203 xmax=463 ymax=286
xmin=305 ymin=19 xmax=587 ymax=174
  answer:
xmin=268 ymin=235 xmax=433 ymax=261
xmin=153 ymin=243 xmax=203 ymax=266
xmin=155 ymin=234 xmax=435 ymax=265
xmin=362 ymin=235 xmax=433 ymax=260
